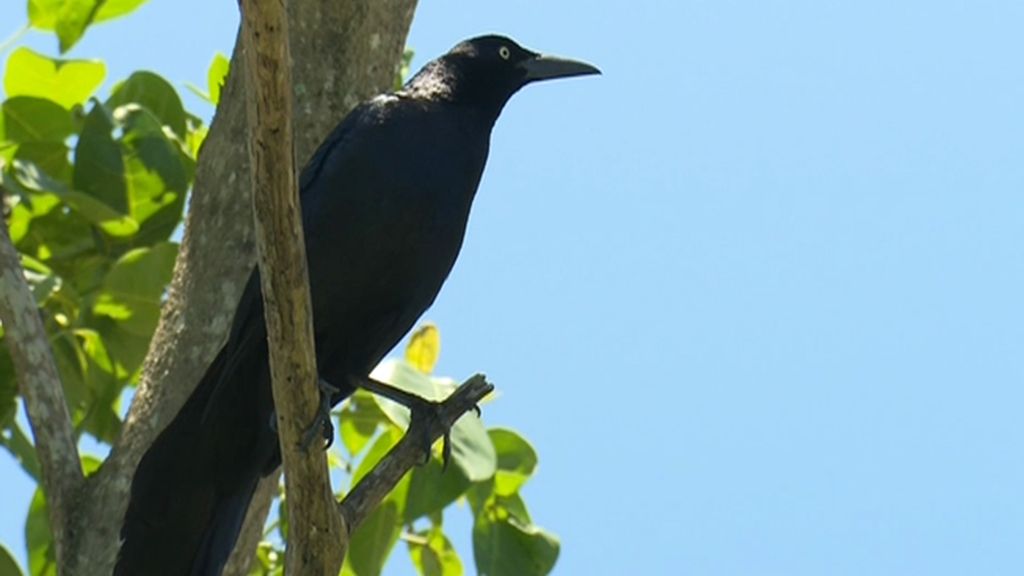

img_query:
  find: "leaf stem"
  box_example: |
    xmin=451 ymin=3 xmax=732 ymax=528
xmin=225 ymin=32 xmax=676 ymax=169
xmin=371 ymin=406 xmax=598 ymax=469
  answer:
xmin=0 ymin=22 xmax=31 ymax=55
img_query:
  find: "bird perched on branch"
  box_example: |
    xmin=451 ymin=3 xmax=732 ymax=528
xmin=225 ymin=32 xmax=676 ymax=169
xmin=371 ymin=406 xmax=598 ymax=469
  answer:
xmin=115 ymin=34 xmax=598 ymax=576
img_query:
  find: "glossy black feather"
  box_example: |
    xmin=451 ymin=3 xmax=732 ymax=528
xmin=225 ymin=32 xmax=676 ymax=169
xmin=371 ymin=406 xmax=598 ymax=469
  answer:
xmin=115 ymin=35 xmax=596 ymax=576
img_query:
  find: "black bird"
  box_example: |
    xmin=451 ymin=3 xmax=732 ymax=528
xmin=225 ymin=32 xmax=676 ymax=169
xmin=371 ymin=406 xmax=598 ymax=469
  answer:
xmin=115 ymin=35 xmax=598 ymax=576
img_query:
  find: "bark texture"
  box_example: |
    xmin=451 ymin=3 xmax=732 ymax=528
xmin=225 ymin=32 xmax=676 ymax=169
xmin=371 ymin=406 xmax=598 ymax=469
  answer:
xmin=241 ymin=0 xmax=345 ymax=573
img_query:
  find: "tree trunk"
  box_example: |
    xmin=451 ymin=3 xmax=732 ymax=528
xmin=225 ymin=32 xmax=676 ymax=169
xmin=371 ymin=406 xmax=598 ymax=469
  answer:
xmin=60 ymin=2 xmax=418 ymax=574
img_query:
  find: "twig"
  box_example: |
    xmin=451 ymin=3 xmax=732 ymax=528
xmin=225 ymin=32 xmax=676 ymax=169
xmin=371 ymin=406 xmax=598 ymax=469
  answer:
xmin=0 ymin=22 xmax=30 ymax=55
xmin=339 ymin=374 xmax=493 ymax=532
xmin=0 ymin=214 xmax=83 ymax=565
xmin=239 ymin=1 xmax=343 ymax=575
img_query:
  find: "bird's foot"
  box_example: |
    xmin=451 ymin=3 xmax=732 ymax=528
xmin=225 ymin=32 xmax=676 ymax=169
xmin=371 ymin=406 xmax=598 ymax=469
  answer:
xmin=357 ymin=376 xmax=461 ymax=469
xmin=300 ymin=378 xmax=340 ymax=451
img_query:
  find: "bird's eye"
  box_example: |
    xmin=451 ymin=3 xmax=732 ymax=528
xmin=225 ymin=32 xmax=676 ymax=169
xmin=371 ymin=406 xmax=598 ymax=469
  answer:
xmin=498 ymin=46 xmax=510 ymax=60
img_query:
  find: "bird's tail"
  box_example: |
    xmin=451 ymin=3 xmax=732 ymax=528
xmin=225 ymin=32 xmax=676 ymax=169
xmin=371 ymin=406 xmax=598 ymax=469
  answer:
xmin=115 ymin=347 xmax=264 ymax=576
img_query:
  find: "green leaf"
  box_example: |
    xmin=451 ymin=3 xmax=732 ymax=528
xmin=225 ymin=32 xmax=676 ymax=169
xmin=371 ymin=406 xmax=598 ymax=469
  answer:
xmin=73 ymin=328 xmax=123 ymax=441
xmin=25 ymin=490 xmax=56 ymax=576
xmin=370 ymin=360 xmax=497 ymax=482
xmin=207 ymin=52 xmax=230 ymax=105
xmin=96 ymin=319 xmax=153 ymax=382
xmin=1 ymin=97 xmax=74 ymax=143
xmin=54 ymin=0 xmax=102 ymax=53
xmin=4 ymin=47 xmax=105 ymax=108
xmin=339 ymin=390 xmax=383 ymax=456
xmin=25 ymin=457 xmax=97 ymax=576
xmin=92 ymin=242 xmax=177 ymax=335
xmin=473 ymin=505 xmax=559 ymax=576
xmin=489 ymin=428 xmax=538 ymax=496
xmin=403 ymin=455 xmax=471 ymax=523
xmin=29 ymin=0 xmax=150 ymax=30
xmin=16 ymin=156 xmax=138 ymax=237
xmin=351 ymin=426 xmax=402 ymax=487
xmin=14 ymin=142 xmax=72 ymax=184
xmin=0 ymin=542 xmax=24 ymax=576
xmin=94 ymin=0 xmax=149 ymax=23
xmin=0 ymin=347 xmax=18 ymax=429
xmin=0 ymin=420 xmax=41 ymax=482
xmin=117 ymin=106 xmax=188 ymax=244
xmin=408 ymin=527 xmax=463 ymax=576
xmin=20 ymin=254 xmax=61 ymax=305
xmin=107 ymin=71 xmax=187 ymax=137
xmin=344 ymin=496 xmax=403 ymax=576
xmin=73 ymin=102 xmax=127 ymax=212
xmin=50 ymin=330 xmax=89 ymax=425
xmin=27 ymin=0 xmax=61 ymax=28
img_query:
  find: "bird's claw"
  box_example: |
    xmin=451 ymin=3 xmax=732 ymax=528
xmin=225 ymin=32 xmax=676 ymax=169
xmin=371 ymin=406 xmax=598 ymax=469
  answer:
xmin=406 ymin=397 xmax=453 ymax=469
xmin=355 ymin=376 xmax=463 ymax=470
xmin=300 ymin=378 xmax=340 ymax=451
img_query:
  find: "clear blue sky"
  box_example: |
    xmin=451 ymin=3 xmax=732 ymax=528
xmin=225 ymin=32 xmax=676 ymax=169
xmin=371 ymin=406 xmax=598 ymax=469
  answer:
xmin=3 ymin=1 xmax=1024 ymax=574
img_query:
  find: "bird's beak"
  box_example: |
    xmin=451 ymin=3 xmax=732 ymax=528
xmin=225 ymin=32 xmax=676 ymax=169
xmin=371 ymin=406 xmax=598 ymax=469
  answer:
xmin=520 ymin=54 xmax=601 ymax=82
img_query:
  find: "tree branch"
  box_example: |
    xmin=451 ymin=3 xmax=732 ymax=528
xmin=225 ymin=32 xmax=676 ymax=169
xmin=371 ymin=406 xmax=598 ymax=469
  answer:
xmin=0 ymin=216 xmax=82 ymax=566
xmin=340 ymin=374 xmax=493 ymax=532
xmin=240 ymin=1 xmax=343 ymax=575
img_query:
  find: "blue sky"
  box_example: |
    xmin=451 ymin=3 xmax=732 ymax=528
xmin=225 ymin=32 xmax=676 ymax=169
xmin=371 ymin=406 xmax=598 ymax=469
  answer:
xmin=3 ymin=1 xmax=1024 ymax=574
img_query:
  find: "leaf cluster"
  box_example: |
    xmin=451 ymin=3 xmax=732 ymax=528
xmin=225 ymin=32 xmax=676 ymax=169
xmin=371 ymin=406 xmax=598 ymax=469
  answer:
xmin=252 ymin=326 xmax=560 ymax=576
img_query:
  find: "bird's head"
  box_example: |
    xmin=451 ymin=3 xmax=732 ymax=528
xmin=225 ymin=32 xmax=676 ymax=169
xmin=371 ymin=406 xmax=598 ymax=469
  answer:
xmin=405 ymin=35 xmax=600 ymax=123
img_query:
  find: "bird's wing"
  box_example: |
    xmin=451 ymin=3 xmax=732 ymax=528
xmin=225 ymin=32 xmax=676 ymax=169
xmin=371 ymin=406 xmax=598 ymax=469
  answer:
xmin=298 ymin=100 xmax=376 ymax=194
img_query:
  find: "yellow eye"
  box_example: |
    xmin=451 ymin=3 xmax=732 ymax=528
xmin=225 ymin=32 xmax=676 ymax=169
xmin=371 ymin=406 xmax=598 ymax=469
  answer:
xmin=498 ymin=46 xmax=510 ymax=60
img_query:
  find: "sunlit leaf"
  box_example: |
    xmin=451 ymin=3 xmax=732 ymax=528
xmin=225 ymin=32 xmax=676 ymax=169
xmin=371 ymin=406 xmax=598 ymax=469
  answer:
xmin=489 ymin=428 xmax=538 ymax=496
xmin=20 ymin=254 xmax=61 ymax=305
xmin=4 ymin=47 xmax=105 ymax=108
xmin=406 ymin=323 xmax=441 ymax=374
xmin=94 ymin=0 xmax=149 ymax=23
xmin=27 ymin=0 xmax=140 ymax=52
xmin=117 ymin=106 xmax=188 ymax=244
xmin=55 ymin=0 xmax=101 ymax=53
xmin=408 ymin=527 xmax=463 ymax=576
xmin=92 ymin=242 xmax=177 ymax=335
xmin=27 ymin=0 xmax=62 ymax=29
xmin=74 ymin=329 xmax=122 ymax=441
xmin=339 ymin=390 xmax=383 ymax=456
xmin=207 ymin=52 xmax=230 ymax=105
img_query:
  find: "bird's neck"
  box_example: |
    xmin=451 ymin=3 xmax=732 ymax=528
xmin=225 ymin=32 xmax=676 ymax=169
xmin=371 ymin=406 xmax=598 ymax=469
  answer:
xmin=401 ymin=61 xmax=510 ymax=127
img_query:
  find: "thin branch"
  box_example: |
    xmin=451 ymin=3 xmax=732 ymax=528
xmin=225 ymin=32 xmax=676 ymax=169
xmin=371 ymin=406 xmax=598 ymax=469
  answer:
xmin=239 ymin=1 xmax=344 ymax=575
xmin=0 ymin=216 xmax=83 ymax=565
xmin=340 ymin=374 xmax=493 ymax=532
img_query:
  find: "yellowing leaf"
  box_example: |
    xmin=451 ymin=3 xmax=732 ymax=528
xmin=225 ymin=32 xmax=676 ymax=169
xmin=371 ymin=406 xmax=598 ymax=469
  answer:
xmin=207 ymin=52 xmax=230 ymax=105
xmin=4 ymin=47 xmax=105 ymax=109
xmin=406 ymin=323 xmax=441 ymax=374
